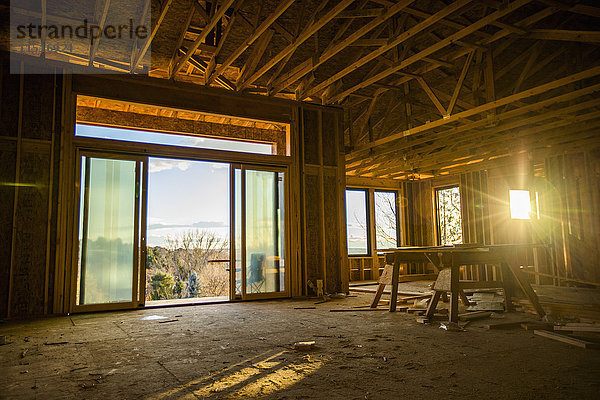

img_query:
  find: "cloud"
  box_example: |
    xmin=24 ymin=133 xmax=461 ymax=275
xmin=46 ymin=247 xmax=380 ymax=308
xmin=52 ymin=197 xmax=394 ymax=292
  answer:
xmin=148 ymin=221 xmax=228 ymax=230
xmin=149 ymin=159 xmax=194 ymax=173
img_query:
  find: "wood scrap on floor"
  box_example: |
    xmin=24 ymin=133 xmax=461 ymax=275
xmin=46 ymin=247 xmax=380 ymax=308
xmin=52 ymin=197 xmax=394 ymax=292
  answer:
xmin=520 ymin=322 xmax=552 ymax=331
xmin=534 ymin=330 xmax=600 ymax=349
xmin=467 ymin=292 xmax=505 ymax=311
xmin=458 ymin=311 xmax=493 ymax=321
xmin=554 ymin=323 xmax=600 ymax=333
xmin=484 ymin=321 xmax=528 ymax=330
xmin=292 ymin=341 xmax=315 ymax=351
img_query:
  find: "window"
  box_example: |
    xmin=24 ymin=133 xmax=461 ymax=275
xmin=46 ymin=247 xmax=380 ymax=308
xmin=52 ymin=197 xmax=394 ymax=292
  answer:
xmin=345 ymin=190 xmax=369 ymax=255
xmin=76 ymin=124 xmax=275 ymax=155
xmin=374 ymin=191 xmax=398 ymax=249
xmin=509 ymin=189 xmax=532 ymax=220
xmin=435 ymin=186 xmax=463 ymax=245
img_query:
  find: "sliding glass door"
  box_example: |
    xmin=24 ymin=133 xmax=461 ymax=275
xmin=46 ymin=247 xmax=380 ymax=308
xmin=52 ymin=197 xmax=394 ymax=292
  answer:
xmin=73 ymin=152 xmax=147 ymax=311
xmin=231 ymin=165 xmax=287 ymax=300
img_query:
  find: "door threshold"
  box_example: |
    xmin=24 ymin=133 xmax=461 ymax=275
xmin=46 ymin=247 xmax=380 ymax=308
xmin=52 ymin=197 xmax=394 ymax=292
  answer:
xmin=145 ymin=296 xmax=229 ymax=309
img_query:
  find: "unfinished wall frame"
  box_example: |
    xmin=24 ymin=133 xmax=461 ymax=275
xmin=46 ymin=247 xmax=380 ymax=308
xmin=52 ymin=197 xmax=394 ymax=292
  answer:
xmin=0 ymin=55 xmax=348 ymax=318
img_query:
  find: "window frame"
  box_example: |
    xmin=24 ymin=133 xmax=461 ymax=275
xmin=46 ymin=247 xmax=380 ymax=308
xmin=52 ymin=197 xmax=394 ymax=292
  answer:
xmin=345 ymin=188 xmax=371 ymax=257
xmin=434 ymin=184 xmax=463 ymax=246
xmin=373 ymin=190 xmax=400 ymax=250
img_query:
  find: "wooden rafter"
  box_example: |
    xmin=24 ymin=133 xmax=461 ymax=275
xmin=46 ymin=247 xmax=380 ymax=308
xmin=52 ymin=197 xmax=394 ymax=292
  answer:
xmin=271 ymin=0 xmax=417 ymax=95
xmin=416 ymin=76 xmax=446 ymax=116
xmin=237 ymin=0 xmax=355 ymax=91
xmin=302 ymin=0 xmax=474 ymax=100
xmin=205 ymin=11 xmax=239 ymax=83
xmin=131 ymin=0 xmax=172 ymax=72
xmin=349 ymin=81 xmax=600 ymax=166
xmin=88 ymin=0 xmax=111 ymax=66
xmin=237 ymin=29 xmax=274 ymax=87
xmin=171 ymin=0 xmax=237 ymax=77
xmin=207 ymin=0 xmax=296 ymax=85
xmin=447 ymin=51 xmax=474 ymax=116
xmin=329 ymin=0 xmax=534 ymax=103
xmin=349 ymin=66 xmax=600 ymax=156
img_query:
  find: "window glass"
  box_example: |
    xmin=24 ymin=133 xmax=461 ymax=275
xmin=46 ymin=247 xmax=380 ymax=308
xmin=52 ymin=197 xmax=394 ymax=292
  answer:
xmin=374 ymin=191 xmax=398 ymax=249
xmin=509 ymin=190 xmax=532 ymax=220
xmin=345 ymin=190 xmax=368 ymax=255
xmin=76 ymin=124 xmax=274 ymax=155
xmin=436 ymin=186 xmax=463 ymax=245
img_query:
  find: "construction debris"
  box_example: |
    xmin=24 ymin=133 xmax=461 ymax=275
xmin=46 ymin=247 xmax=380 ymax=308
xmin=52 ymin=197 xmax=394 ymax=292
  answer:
xmin=458 ymin=311 xmax=493 ymax=321
xmin=484 ymin=321 xmax=528 ymax=330
xmin=292 ymin=341 xmax=316 ymax=351
xmin=534 ymin=330 xmax=600 ymax=349
xmin=440 ymin=322 xmax=464 ymax=332
xmin=553 ymin=323 xmax=600 ymax=333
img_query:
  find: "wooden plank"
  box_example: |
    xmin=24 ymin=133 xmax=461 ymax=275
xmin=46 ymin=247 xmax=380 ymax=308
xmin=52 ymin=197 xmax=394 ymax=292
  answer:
xmin=88 ymin=0 xmax=111 ymax=65
xmin=389 ymin=259 xmax=400 ymax=312
xmin=416 ymin=77 xmax=446 ymax=116
xmin=485 ymin=321 xmax=528 ymax=329
xmin=131 ymin=0 xmax=172 ymax=71
xmin=554 ymin=325 xmax=600 ymax=333
xmin=526 ymin=29 xmax=600 ymax=43
xmin=236 ymin=29 xmax=275 ymax=87
xmin=447 ymin=51 xmax=474 ymax=116
xmin=458 ymin=311 xmax=493 ymax=321
xmin=521 ymin=322 xmax=552 ymax=331
xmin=534 ymin=330 xmax=600 ymax=349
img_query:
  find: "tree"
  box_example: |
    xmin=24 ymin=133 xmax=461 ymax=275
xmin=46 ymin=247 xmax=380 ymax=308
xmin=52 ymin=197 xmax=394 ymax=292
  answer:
xmin=149 ymin=271 xmax=175 ymax=300
xmin=145 ymin=229 xmax=229 ymax=300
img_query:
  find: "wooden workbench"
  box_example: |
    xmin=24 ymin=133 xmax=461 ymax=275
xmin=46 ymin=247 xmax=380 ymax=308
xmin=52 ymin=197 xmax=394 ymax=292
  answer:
xmin=373 ymin=245 xmax=547 ymax=322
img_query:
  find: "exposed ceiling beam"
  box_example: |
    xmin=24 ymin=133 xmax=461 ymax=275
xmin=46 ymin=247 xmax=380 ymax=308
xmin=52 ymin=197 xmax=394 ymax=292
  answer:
xmin=88 ymin=0 xmax=111 ymax=66
xmin=330 ymin=0 xmax=533 ymax=103
xmin=131 ymin=0 xmax=172 ymax=72
xmin=171 ymin=0 xmax=237 ymax=77
xmin=302 ymin=0 xmax=474 ymax=100
xmin=348 ymin=66 xmax=600 ymax=157
xmin=237 ymin=0 xmax=355 ymax=91
xmin=271 ymin=0 xmax=417 ymax=95
xmin=207 ymin=0 xmax=296 ymax=85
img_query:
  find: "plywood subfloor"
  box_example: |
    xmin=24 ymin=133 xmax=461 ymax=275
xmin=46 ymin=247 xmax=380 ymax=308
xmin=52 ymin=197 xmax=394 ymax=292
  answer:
xmin=1 ymin=293 xmax=599 ymax=399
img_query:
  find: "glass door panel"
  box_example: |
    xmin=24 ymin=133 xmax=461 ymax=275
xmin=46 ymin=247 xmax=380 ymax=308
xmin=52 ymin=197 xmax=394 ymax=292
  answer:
xmin=231 ymin=166 xmax=287 ymax=299
xmin=75 ymin=153 xmax=146 ymax=310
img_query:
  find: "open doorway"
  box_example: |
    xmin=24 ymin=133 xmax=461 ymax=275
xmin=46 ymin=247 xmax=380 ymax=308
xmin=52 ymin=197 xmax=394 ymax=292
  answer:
xmin=72 ymin=96 xmax=291 ymax=312
xmin=145 ymin=158 xmax=231 ymax=305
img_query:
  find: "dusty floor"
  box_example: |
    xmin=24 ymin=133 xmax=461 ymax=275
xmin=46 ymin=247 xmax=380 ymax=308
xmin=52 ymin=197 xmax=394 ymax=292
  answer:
xmin=1 ymin=293 xmax=600 ymax=400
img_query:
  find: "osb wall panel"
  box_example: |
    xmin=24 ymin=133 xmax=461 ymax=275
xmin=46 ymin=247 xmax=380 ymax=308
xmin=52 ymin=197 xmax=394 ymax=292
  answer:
xmin=10 ymin=149 xmax=51 ymax=316
xmin=546 ymin=151 xmax=600 ymax=284
xmin=21 ymin=71 xmax=55 ymax=141
xmin=304 ymin=173 xmax=323 ymax=291
xmin=302 ymin=109 xmax=319 ymax=165
xmin=0 ymin=62 xmax=19 ymax=138
xmin=322 ymin=112 xmax=337 ymax=167
xmin=0 ymin=141 xmax=16 ymax=317
xmin=0 ymin=62 xmax=59 ymax=318
xmin=324 ymin=173 xmax=341 ymax=293
xmin=300 ymin=106 xmax=346 ymax=295
xmin=77 ymin=107 xmax=287 ymax=156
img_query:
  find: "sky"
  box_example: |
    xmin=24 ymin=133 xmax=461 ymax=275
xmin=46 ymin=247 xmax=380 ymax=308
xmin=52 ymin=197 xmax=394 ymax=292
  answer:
xmin=76 ymin=124 xmax=273 ymax=247
xmin=147 ymin=158 xmax=231 ymax=247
